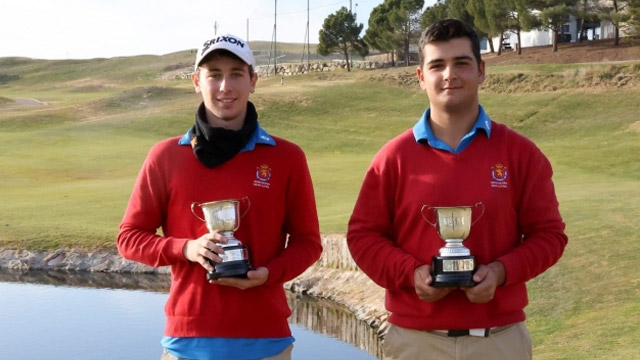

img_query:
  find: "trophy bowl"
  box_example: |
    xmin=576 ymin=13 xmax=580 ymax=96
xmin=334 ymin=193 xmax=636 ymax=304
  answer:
xmin=191 ymin=198 xmax=253 ymax=280
xmin=421 ymin=203 xmax=484 ymax=288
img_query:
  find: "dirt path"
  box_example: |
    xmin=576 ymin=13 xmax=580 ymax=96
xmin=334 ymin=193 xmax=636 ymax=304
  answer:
xmin=13 ymin=98 xmax=47 ymax=106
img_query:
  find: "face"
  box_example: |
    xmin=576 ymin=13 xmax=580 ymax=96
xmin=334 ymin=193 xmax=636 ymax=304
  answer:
xmin=417 ymin=37 xmax=485 ymax=112
xmin=192 ymin=54 xmax=257 ymax=130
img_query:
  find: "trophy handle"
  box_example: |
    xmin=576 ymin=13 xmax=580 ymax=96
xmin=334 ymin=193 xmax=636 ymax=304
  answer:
xmin=190 ymin=202 xmax=206 ymax=222
xmin=471 ymin=202 xmax=485 ymax=226
xmin=420 ymin=205 xmax=437 ymax=227
xmin=240 ymin=196 xmax=251 ymax=218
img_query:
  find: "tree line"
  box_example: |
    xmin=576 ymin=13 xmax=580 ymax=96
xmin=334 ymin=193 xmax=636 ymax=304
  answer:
xmin=317 ymin=0 xmax=640 ymax=70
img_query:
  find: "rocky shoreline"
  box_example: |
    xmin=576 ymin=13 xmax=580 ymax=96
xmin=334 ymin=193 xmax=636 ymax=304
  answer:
xmin=0 ymin=234 xmax=388 ymax=339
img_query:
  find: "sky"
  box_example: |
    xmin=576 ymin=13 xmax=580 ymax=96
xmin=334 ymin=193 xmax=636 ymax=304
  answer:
xmin=1 ymin=0 xmax=436 ymax=60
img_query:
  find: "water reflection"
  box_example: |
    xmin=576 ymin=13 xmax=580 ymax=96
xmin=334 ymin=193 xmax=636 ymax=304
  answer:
xmin=289 ymin=293 xmax=384 ymax=359
xmin=0 ymin=267 xmax=171 ymax=292
xmin=0 ymin=268 xmax=383 ymax=359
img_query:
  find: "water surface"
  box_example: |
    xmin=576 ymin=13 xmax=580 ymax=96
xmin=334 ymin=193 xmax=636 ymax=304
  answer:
xmin=0 ymin=270 xmax=382 ymax=360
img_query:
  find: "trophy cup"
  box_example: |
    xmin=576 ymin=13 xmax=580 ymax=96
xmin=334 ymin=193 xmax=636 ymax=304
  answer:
xmin=421 ymin=203 xmax=484 ymax=288
xmin=191 ymin=198 xmax=252 ymax=281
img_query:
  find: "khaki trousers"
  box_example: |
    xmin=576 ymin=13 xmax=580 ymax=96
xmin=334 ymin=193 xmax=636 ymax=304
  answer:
xmin=383 ymin=322 xmax=532 ymax=360
xmin=161 ymin=344 xmax=293 ymax=360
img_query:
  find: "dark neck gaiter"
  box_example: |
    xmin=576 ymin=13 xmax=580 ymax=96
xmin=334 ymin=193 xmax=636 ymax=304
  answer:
xmin=190 ymin=101 xmax=258 ymax=168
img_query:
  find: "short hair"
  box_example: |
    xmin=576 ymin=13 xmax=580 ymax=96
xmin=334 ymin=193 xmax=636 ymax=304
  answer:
xmin=419 ymin=18 xmax=481 ymax=67
xmin=194 ymin=49 xmax=255 ymax=79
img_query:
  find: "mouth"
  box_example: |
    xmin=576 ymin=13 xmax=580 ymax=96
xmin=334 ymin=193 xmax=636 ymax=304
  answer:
xmin=217 ymin=97 xmax=236 ymax=104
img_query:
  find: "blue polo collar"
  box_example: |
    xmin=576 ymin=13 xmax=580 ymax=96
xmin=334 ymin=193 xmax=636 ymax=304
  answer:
xmin=178 ymin=121 xmax=276 ymax=152
xmin=412 ymin=105 xmax=492 ymax=154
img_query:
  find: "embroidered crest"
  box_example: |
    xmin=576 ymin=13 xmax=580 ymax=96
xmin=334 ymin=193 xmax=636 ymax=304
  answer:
xmin=254 ymin=164 xmax=272 ymax=189
xmin=256 ymin=164 xmax=271 ymax=181
xmin=491 ymin=163 xmax=508 ymax=188
xmin=491 ymin=163 xmax=508 ymax=181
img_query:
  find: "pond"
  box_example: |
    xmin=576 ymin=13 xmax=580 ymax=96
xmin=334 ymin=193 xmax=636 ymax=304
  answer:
xmin=0 ymin=269 xmax=383 ymax=360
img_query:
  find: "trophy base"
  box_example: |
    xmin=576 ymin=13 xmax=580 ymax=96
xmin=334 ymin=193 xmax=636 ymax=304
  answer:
xmin=431 ymin=255 xmax=476 ymax=288
xmin=207 ymin=260 xmax=253 ymax=281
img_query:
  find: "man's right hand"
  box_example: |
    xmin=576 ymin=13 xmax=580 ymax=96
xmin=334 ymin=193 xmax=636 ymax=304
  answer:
xmin=414 ymin=264 xmax=454 ymax=302
xmin=182 ymin=232 xmax=228 ymax=273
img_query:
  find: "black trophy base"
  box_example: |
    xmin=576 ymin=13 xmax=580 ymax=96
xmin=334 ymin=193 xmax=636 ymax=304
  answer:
xmin=431 ymin=255 xmax=476 ymax=288
xmin=207 ymin=260 xmax=253 ymax=281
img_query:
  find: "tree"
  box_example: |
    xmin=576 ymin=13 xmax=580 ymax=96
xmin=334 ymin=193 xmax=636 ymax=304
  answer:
xmin=574 ymin=0 xmax=601 ymax=42
xmin=508 ymin=0 xmax=540 ymax=54
xmin=421 ymin=0 xmax=449 ymax=28
xmin=599 ymin=0 xmax=632 ymax=45
xmin=364 ymin=0 xmax=424 ymax=67
xmin=421 ymin=0 xmax=490 ymax=54
xmin=483 ymin=0 xmax=513 ymax=55
xmin=364 ymin=1 xmax=400 ymax=65
xmin=447 ymin=0 xmax=491 ymax=45
xmin=532 ymin=0 xmax=578 ymax=52
xmin=317 ymin=7 xmax=368 ymax=71
xmin=388 ymin=0 xmax=425 ymax=66
xmin=467 ymin=0 xmax=497 ymax=53
xmin=630 ymin=0 xmax=640 ymax=33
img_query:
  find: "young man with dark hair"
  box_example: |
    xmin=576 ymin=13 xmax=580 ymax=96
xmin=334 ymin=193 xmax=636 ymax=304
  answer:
xmin=117 ymin=34 xmax=322 ymax=360
xmin=347 ymin=19 xmax=568 ymax=360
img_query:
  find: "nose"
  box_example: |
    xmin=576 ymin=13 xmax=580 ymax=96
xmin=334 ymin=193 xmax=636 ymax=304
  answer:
xmin=442 ymin=64 xmax=457 ymax=82
xmin=219 ymin=75 xmax=231 ymax=91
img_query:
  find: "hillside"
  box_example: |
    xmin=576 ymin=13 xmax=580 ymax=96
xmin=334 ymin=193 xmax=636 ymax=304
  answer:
xmin=0 ymin=40 xmax=341 ymax=87
xmin=348 ymin=38 xmax=640 ymax=93
xmin=1 ymin=38 xmax=638 ymax=90
xmin=484 ymin=37 xmax=640 ymax=66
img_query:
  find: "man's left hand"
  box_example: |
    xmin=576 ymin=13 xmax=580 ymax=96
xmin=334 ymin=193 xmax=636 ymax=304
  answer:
xmin=211 ymin=266 xmax=269 ymax=290
xmin=462 ymin=261 xmax=506 ymax=303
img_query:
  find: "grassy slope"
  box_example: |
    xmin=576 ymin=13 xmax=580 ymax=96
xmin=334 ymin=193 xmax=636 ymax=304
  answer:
xmin=0 ymin=53 xmax=639 ymax=358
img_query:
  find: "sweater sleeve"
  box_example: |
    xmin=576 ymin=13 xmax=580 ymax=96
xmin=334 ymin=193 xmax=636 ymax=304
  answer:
xmin=498 ymin=148 xmax=568 ymax=285
xmin=117 ymin=145 xmax=189 ymax=268
xmin=347 ymin=146 xmax=422 ymax=291
xmin=264 ymin=147 xmax=322 ymax=285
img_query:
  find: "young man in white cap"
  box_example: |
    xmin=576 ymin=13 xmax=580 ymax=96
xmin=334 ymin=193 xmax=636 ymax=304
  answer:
xmin=117 ymin=34 xmax=322 ymax=360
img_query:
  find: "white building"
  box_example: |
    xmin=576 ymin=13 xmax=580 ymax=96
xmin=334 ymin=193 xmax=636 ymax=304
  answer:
xmin=481 ymin=14 xmax=623 ymax=53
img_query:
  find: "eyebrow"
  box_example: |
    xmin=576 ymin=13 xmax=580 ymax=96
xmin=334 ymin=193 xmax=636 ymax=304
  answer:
xmin=205 ymin=66 xmax=248 ymax=72
xmin=427 ymin=55 xmax=474 ymax=65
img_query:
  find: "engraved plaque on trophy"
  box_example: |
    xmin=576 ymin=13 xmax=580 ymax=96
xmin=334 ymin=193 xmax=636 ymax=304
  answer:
xmin=421 ymin=203 xmax=484 ymax=288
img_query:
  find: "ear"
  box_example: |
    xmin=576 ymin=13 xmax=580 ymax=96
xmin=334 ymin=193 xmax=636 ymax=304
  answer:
xmin=249 ymin=72 xmax=258 ymax=94
xmin=417 ymin=66 xmax=427 ymax=91
xmin=478 ymin=60 xmax=486 ymax=84
xmin=191 ymin=72 xmax=202 ymax=93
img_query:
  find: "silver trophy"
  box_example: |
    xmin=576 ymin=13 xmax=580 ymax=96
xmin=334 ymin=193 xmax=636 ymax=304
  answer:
xmin=421 ymin=203 xmax=484 ymax=287
xmin=191 ymin=198 xmax=252 ymax=280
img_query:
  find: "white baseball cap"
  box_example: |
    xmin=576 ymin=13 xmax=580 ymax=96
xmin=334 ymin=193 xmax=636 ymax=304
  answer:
xmin=194 ymin=34 xmax=255 ymax=71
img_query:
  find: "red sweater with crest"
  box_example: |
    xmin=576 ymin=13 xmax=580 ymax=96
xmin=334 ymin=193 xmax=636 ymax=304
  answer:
xmin=347 ymin=121 xmax=568 ymax=330
xmin=117 ymin=135 xmax=321 ymax=338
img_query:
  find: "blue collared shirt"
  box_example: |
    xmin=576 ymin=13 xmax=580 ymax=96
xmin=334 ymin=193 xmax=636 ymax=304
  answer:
xmin=178 ymin=121 xmax=276 ymax=149
xmin=412 ymin=105 xmax=492 ymax=154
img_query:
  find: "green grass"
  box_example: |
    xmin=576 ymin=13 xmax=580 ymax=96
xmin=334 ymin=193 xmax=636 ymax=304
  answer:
xmin=0 ymin=54 xmax=639 ymax=359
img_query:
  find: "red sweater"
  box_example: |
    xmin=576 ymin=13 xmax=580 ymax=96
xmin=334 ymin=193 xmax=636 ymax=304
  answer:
xmin=347 ymin=122 xmax=568 ymax=330
xmin=117 ymin=135 xmax=322 ymax=338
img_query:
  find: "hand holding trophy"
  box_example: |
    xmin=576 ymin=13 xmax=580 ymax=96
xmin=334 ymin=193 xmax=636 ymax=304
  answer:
xmin=421 ymin=202 xmax=484 ymax=288
xmin=191 ymin=198 xmax=253 ymax=281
